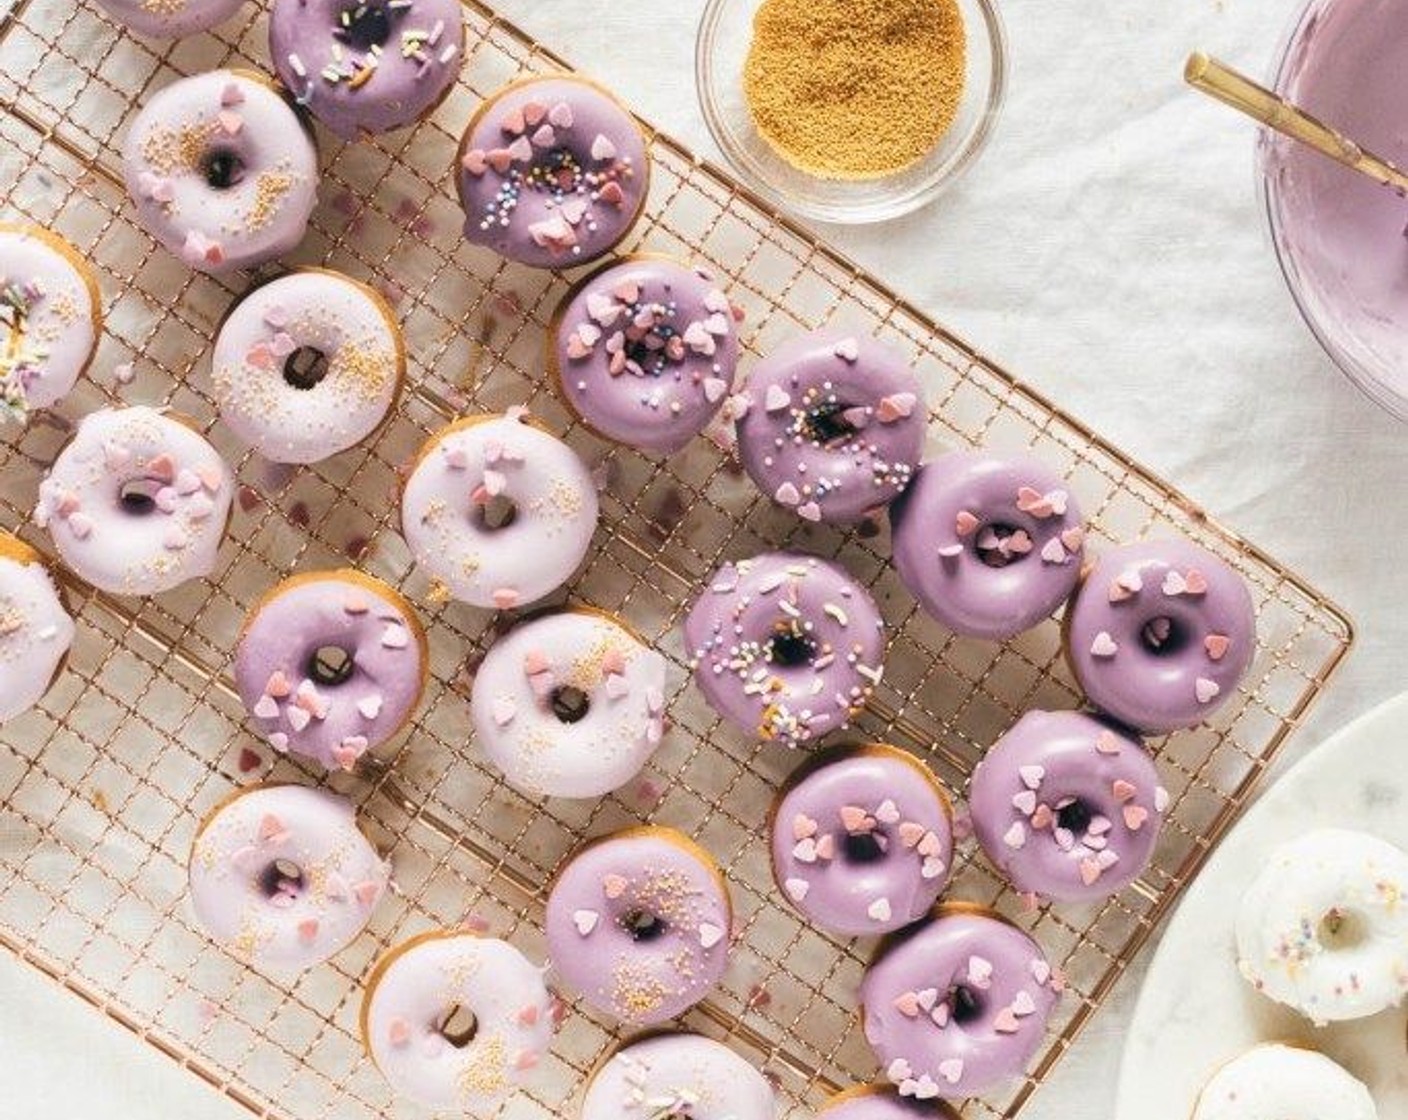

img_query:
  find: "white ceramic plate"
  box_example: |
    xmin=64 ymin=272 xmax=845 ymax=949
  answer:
xmin=1115 ymin=692 xmax=1408 ymax=1118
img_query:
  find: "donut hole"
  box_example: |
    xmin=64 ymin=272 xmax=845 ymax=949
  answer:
xmin=1139 ymin=614 xmax=1191 ymax=656
xmin=436 ymin=1003 xmax=478 ymax=1049
xmin=549 ymin=685 xmax=590 ymax=724
xmin=339 ymin=0 xmax=394 ymax=50
xmin=307 ymin=644 xmax=355 ymax=688
xmin=1055 ymin=798 xmax=1093 ymax=836
xmin=1318 ymin=907 xmax=1370 ymax=950
xmin=118 ymin=478 xmax=163 ymax=516
xmin=841 ymin=830 xmax=887 ymax=864
xmin=200 ymin=148 xmax=246 ymax=191
xmin=620 ymin=908 xmax=668 ymax=942
xmin=802 ymin=400 xmax=860 ymax=449
xmin=283 ymin=346 xmax=330 ymax=391
xmin=474 ymin=493 xmax=518 ymax=532
xmin=766 ymin=625 xmax=815 ymax=668
xmin=257 ymin=858 xmax=305 ymax=899
xmin=974 ymin=522 xmax=1027 ymax=569
xmin=949 ymin=985 xmax=984 ymax=1025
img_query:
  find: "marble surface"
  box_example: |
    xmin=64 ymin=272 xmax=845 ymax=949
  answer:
xmin=1116 ymin=691 xmax=1408 ymax=1118
xmin=9 ymin=0 xmax=1408 ymax=1117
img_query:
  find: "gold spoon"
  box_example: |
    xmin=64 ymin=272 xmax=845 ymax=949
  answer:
xmin=1185 ymin=51 xmax=1408 ymax=195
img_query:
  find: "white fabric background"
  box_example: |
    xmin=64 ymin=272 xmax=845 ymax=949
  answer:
xmin=7 ymin=0 xmax=1404 ymax=1114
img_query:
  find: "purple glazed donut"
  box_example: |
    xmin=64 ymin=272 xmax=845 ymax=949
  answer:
xmin=818 ymin=1085 xmax=960 ymax=1120
xmin=890 ymin=451 xmax=1086 ymax=641
xmin=968 ymin=710 xmax=1167 ymax=903
xmin=771 ymin=744 xmax=953 ymax=936
xmin=457 ymin=76 xmax=649 ymax=269
xmin=550 ymin=257 xmax=741 ymax=454
xmin=860 ymin=906 xmax=1061 ymax=1101
xmin=684 ymin=551 xmax=886 ymax=748
xmin=734 ymin=329 xmax=924 ymax=525
xmin=545 ymin=826 xmax=732 ymax=1026
xmin=122 ymin=70 xmax=318 ymax=275
xmin=235 ymin=570 xmax=428 ymax=772
xmin=94 ymin=0 xmax=243 ymax=38
xmin=1064 ymin=539 xmax=1256 ymax=734
xmin=270 ymin=0 xmax=464 ymax=141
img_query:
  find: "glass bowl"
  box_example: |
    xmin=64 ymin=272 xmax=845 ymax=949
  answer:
xmin=695 ymin=0 xmax=1008 ymax=225
xmin=1262 ymin=0 xmax=1408 ymax=420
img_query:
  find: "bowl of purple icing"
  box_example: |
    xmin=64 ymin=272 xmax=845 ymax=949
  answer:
xmin=1262 ymin=0 xmax=1408 ymax=420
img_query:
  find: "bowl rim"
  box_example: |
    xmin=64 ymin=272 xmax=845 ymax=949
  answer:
xmin=693 ymin=0 xmax=1010 ymax=226
xmin=1260 ymin=0 xmax=1408 ymax=421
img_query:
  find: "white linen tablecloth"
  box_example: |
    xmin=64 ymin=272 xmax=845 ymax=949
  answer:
xmin=7 ymin=0 xmax=1405 ymax=1114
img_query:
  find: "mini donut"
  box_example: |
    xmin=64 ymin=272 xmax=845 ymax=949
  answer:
xmin=545 ymin=826 xmax=732 ymax=1026
xmin=235 ymin=570 xmax=428 ymax=772
xmin=549 ymin=257 xmax=741 ymax=454
xmin=581 ymin=1034 xmax=777 ymax=1120
xmin=770 ymin=744 xmax=953 ymax=936
xmin=890 ymin=451 xmax=1086 ymax=640
xmin=969 ymin=710 xmax=1166 ymax=903
xmin=0 ymin=223 xmax=101 ymax=422
xmin=818 ymin=1084 xmax=960 ymax=1120
xmin=189 ymin=783 xmax=388 ymax=971
xmin=34 ymin=406 xmax=234 ymax=595
xmin=470 ymin=608 xmax=667 ymax=799
xmin=1064 ymin=539 xmax=1256 ymax=733
xmin=0 ymin=534 xmax=75 ymax=724
xmin=400 ymin=409 xmax=599 ymax=610
xmin=457 ymin=75 xmax=649 ymax=269
xmin=122 ymin=70 xmax=318 ymax=275
xmin=361 ymin=931 xmax=554 ymax=1111
xmin=93 ymin=0 xmax=243 ymax=38
xmin=270 ymin=0 xmax=465 ymax=141
xmin=211 ymin=269 xmax=405 ymax=464
xmin=1191 ymin=1044 xmax=1378 ymax=1120
xmin=860 ymin=904 xmax=1061 ymax=1101
xmin=1235 ymin=827 xmax=1408 ymax=1023
xmin=735 ymin=329 xmax=924 ymax=525
xmin=684 ymin=551 xmax=886 ymax=747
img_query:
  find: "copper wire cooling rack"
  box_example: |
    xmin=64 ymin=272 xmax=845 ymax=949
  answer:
xmin=0 ymin=0 xmax=1352 ymax=1116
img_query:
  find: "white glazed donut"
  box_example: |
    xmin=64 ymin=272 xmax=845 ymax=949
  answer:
xmin=34 ymin=406 xmax=235 ymax=595
xmin=470 ymin=608 xmax=667 ymax=798
xmin=0 ymin=223 xmax=101 ymax=422
xmin=0 ymin=534 xmax=75 ymax=723
xmin=212 ymin=269 xmax=405 ymax=464
xmin=1236 ymin=827 xmax=1408 ymax=1023
xmin=1192 ymin=1043 xmax=1377 ymax=1120
xmin=361 ymin=932 xmax=554 ymax=1112
xmin=400 ymin=410 xmax=599 ymax=609
xmin=188 ymin=784 xmax=388 ymax=972
xmin=581 ymin=1033 xmax=778 ymax=1120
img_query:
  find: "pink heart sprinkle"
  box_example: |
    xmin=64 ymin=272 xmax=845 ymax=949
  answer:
xmin=1112 ymin=779 xmax=1137 ymax=802
xmin=1204 ymin=633 xmax=1230 ymax=661
xmin=461 ymin=148 xmax=488 ymax=175
xmin=792 ymin=814 xmax=817 ymax=841
xmin=387 ymin=1017 xmax=410 ymax=1046
xmin=547 ymin=101 xmax=573 ymax=128
xmin=217 ymin=110 xmax=243 ymax=135
xmin=993 ymin=1008 xmax=1021 ymax=1034
xmin=893 ymin=991 xmax=920 ymax=1017
xmin=955 ymin=510 xmax=980 ymax=537
xmin=1195 ymin=677 xmax=1221 ymax=704
xmin=1123 ymin=805 xmax=1149 ymax=831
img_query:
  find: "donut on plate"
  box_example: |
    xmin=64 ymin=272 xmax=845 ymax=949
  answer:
xmin=212 ymin=268 xmax=405 ymax=464
xmin=122 ymin=70 xmax=318 ymax=274
xmin=0 ymin=533 xmax=75 ymax=724
xmin=1192 ymin=1043 xmax=1377 ymax=1120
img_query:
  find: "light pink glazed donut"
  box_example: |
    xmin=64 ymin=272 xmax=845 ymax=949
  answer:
xmin=361 ymin=932 xmax=554 ymax=1112
xmin=581 ymin=1034 xmax=778 ymax=1120
xmin=0 ymin=534 xmax=75 ymax=724
xmin=93 ymin=0 xmax=244 ymax=38
xmin=122 ymin=70 xmax=318 ymax=275
xmin=212 ymin=269 xmax=405 ymax=464
xmin=400 ymin=410 xmax=599 ymax=609
xmin=34 ymin=406 xmax=234 ymax=595
xmin=0 ymin=223 xmax=102 ymax=423
xmin=188 ymin=784 xmax=388 ymax=971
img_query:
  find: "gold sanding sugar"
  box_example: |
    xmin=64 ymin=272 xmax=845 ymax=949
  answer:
xmin=743 ymin=0 xmax=966 ymax=180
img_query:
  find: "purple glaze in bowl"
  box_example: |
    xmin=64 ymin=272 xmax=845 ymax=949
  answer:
xmin=1065 ymin=539 xmax=1256 ymax=734
xmin=890 ymin=450 xmax=1085 ymax=640
xmin=860 ymin=906 xmax=1060 ymax=1101
xmin=551 ymin=256 xmax=741 ymax=453
xmin=969 ymin=710 xmax=1166 ymax=903
xmin=456 ymin=75 xmax=649 ymax=269
xmin=735 ymin=329 xmax=924 ymax=525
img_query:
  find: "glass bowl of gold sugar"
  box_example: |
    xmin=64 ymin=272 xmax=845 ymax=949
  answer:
xmin=696 ymin=0 xmax=1007 ymax=224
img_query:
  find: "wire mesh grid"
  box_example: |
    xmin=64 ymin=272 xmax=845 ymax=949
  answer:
xmin=0 ymin=0 xmax=1352 ymax=1116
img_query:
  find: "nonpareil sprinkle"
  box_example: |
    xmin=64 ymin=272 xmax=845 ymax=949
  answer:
xmin=743 ymin=0 xmax=966 ymax=180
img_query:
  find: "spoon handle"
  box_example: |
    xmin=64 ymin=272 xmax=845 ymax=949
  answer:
xmin=1185 ymin=51 xmax=1408 ymax=196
